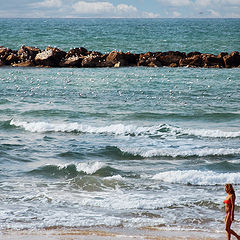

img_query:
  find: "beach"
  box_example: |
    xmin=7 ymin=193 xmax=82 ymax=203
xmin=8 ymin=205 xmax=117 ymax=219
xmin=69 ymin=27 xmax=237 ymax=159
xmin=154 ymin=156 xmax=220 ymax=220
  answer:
xmin=0 ymin=18 xmax=240 ymax=238
xmin=2 ymin=227 xmax=226 ymax=240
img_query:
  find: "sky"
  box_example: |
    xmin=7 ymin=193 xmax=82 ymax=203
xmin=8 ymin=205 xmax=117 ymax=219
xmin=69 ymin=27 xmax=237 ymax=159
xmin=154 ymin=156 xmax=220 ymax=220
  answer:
xmin=0 ymin=0 xmax=239 ymax=18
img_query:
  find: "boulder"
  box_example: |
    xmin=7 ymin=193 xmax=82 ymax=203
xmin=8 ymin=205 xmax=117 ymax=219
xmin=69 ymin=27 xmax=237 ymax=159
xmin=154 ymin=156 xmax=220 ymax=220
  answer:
xmin=201 ymin=54 xmax=224 ymax=68
xmin=17 ymin=45 xmax=41 ymax=62
xmin=223 ymin=51 xmax=240 ymax=68
xmin=217 ymin=52 xmax=228 ymax=58
xmin=59 ymin=56 xmax=83 ymax=67
xmin=65 ymin=47 xmax=88 ymax=58
xmin=157 ymin=51 xmax=186 ymax=66
xmin=179 ymin=55 xmax=203 ymax=67
xmin=186 ymin=52 xmax=201 ymax=58
xmin=0 ymin=47 xmax=12 ymax=64
xmin=35 ymin=47 xmax=66 ymax=67
xmin=12 ymin=60 xmax=35 ymax=67
xmin=106 ymin=51 xmax=138 ymax=66
xmin=137 ymin=52 xmax=162 ymax=67
xmin=82 ymin=53 xmax=112 ymax=67
xmin=5 ymin=54 xmax=20 ymax=65
xmin=169 ymin=63 xmax=178 ymax=67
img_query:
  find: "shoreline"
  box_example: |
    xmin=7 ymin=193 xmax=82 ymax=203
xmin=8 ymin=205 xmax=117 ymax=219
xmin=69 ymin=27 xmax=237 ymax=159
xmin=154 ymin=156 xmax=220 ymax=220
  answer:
xmin=1 ymin=227 xmax=226 ymax=240
xmin=1 ymin=45 xmax=239 ymax=69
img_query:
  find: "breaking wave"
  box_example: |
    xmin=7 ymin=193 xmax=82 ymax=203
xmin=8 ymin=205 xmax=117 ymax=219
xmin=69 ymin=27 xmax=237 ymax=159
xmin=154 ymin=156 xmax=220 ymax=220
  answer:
xmin=119 ymin=147 xmax=240 ymax=158
xmin=10 ymin=119 xmax=240 ymax=138
xmin=152 ymin=170 xmax=240 ymax=185
xmin=29 ymin=161 xmax=120 ymax=178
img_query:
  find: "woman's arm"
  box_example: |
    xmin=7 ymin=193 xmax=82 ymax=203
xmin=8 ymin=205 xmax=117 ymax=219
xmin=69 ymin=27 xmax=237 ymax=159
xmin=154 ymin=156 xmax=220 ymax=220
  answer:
xmin=231 ymin=195 xmax=235 ymax=221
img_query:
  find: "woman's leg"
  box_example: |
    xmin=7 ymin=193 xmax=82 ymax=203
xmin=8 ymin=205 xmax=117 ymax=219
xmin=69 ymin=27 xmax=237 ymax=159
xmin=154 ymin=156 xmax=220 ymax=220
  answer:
xmin=225 ymin=215 xmax=231 ymax=240
xmin=229 ymin=229 xmax=240 ymax=239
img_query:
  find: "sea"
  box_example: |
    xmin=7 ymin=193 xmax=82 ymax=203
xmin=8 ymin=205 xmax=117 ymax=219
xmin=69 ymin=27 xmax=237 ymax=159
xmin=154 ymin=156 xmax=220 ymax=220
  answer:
xmin=0 ymin=18 xmax=240 ymax=236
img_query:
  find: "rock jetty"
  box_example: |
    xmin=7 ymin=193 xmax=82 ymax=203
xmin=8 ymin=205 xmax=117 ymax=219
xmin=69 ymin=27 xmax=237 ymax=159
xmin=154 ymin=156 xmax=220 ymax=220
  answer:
xmin=0 ymin=45 xmax=240 ymax=68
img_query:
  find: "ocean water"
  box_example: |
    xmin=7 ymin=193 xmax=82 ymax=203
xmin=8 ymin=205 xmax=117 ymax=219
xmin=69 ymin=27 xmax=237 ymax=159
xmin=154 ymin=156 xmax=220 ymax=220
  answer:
xmin=0 ymin=18 xmax=240 ymax=235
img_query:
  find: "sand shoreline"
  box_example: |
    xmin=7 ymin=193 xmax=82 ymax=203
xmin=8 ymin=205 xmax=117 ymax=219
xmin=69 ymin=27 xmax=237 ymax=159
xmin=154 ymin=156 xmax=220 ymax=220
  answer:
xmin=1 ymin=226 xmax=225 ymax=240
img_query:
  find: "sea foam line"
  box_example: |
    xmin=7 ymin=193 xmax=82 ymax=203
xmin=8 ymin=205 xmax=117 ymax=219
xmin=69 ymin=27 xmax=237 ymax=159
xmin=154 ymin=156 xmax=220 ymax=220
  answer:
xmin=10 ymin=119 xmax=240 ymax=138
xmin=56 ymin=161 xmax=106 ymax=175
xmin=120 ymin=147 xmax=240 ymax=158
xmin=152 ymin=170 xmax=240 ymax=185
xmin=10 ymin=119 xmax=160 ymax=135
xmin=179 ymin=128 xmax=240 ymax=138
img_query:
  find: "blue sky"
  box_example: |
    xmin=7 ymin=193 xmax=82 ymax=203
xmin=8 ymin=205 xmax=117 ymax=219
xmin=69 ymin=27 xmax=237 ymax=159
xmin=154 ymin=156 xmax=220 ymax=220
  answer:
xmin=0 ymin=0 xmax=239 ymax=18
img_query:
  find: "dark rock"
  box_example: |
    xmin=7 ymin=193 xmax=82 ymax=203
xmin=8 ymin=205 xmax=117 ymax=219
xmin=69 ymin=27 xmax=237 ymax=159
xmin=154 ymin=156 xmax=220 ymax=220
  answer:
xmin=12 ymin=60 xmax=35 ymax=67
xmin=89 ymin=51 xmax=103 ymax=56
xmin=82 ymin=53 xmax=112 ymax=67
xmin=179 ymin=55 xmax=203 ymax=67
xmin=217 ymin=52 xmax=228 ymax=58
xmin=17 ymin=45 xmax=41 ymax=62
xmin=157 ymin=51 xmax=186 ymax=66
xmin=223 ymin=51 xmax=240 ymax=68
xmin=65 ymin=47 xmax=88 ymax=58
xmin=169 ymin=63 xmax=178 ymax=67
xmin=59 ymin=56 xmax=83 ymax=67
xmin=137 ymin=52 xmax=162 ymax=67
xmin=186 ymin=52 xmax=201 ymax=58
xmin=5 ymin=54 xmax=20 ymax=65
xmin=202 ymin=54 xmax=224 ymax=68
xmin=35 ymin=47 xmax=66 ymax=67
xmin=106 ymin=51 xmax=138 ymax=66
xmin=0 ymin=47 xmax=12 ymax=63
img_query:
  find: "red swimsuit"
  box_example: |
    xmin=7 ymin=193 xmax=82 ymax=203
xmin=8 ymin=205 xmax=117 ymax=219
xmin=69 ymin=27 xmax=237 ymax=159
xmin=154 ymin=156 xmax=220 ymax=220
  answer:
xmin=224 ymin=199 xmax=230 ymax=204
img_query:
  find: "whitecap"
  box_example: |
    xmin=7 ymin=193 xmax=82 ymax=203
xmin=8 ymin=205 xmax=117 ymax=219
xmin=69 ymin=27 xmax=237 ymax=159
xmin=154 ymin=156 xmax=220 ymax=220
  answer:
xmin=76 ymin=161 xmax=106 ymax=175
xmin=180 ymin=128 xmax=240 ymax=138
xmin=152 ymin=170 xmax=240 ymax=185
xmin=120 ymin=147 xmax=240 ymax=158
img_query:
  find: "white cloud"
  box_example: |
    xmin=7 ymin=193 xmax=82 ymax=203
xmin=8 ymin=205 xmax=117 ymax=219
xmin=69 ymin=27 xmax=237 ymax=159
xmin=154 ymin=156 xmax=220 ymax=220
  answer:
xmin=142 ymin=11 xmax=161 ymax=18
xmin=195 ymin=0 xmax=240 ymax=7
xmin=30 ymin=0 xmax=62 ymax=8
xmin=73 ymin=1 xmax=114 ymax=14
xmin=194 ymin=0 xmax=212 ymax=7
xmin=72 ymin=1 xmax=155 ymax=17
xmin=172 ymin=11 xmax=181 ymax=17
xmin=116 ymin=4 xmax=137 ymax=14
xmin=157 ymin=0 xmax=192 ymax=7
xmin=208 ymin=9 xmax=220 ymax=17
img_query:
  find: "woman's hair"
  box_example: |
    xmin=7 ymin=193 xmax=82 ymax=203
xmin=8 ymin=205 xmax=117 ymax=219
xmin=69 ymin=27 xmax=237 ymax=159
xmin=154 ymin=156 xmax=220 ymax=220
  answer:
xmin=225 ymin=183 xmax=235 ymax=195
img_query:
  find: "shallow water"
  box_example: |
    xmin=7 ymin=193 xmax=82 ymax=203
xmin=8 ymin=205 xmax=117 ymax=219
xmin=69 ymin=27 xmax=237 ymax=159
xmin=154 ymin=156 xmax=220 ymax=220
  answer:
xmin=0 ymin=18 xmax=240 ymax=234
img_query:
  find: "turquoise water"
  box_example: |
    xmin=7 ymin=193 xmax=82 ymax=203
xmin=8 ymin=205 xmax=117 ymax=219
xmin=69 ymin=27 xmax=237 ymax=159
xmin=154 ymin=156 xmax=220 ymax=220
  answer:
xmin=1 ymin=18 xmax=240 ymax=53
xmin=0 ymin=19 xmax=240 ymax=235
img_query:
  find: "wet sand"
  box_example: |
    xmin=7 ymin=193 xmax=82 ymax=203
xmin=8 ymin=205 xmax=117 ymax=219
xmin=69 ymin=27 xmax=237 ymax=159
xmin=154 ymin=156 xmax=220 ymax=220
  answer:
xmin=1 ymin=227 xmax=225 ymax=240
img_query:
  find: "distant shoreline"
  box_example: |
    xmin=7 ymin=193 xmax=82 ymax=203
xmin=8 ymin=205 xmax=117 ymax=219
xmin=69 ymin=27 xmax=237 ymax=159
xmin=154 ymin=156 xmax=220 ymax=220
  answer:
xmin=1 ymin=45 xmax=239 ymax=68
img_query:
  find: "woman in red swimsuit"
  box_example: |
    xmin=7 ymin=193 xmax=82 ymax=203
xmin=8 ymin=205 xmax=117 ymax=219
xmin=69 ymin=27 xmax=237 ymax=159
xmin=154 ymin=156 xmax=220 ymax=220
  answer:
xmin=224 ymin=183 xmax=240 ymax=240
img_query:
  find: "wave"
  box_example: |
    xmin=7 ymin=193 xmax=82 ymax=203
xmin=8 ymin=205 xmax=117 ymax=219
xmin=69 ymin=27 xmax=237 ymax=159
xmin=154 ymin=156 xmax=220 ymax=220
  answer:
xmin=120 ymin=147 xmax=240 ymax=158
xmin=130 ymin=112 xmax=240 ymax=121
xmin=152 ymin=170 xmax=240 ymax=185
xmin=10 ymin=119 xmax=240 ymax=139
xmin=180 ymin=128 xmax=240 ymax=138
xmin=29 ymin=161 xmax=122 ymax=178
xmin=10 ymin=119 xmax=163 ymax=135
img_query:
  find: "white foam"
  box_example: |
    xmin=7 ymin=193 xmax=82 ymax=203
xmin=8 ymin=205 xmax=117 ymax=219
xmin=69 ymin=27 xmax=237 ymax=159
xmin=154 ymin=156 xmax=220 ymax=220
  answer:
xmin=45 ymin=161 xmax=105 ymax=175
xmin=120 ymin=147 xmax=240 ymax=158
xmin=152 ymin=170 xmax=240 ymax=185
xmin=10 ymin=119 xmax=240 ymax=139
xmin=180 ymin=128 xmax=240 ymax=138
xmin=104 ymin=175 xmax=124 ymax=181
xmin=10 ymin=119 xmax=161 ymax=135
xmin=76 ymin=161 xmax=105 ymax=175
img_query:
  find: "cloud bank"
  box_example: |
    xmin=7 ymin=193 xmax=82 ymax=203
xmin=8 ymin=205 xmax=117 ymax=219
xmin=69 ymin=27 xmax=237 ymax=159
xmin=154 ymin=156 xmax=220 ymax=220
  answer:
xmin=1 ymin=0 xmax=239 ymax=18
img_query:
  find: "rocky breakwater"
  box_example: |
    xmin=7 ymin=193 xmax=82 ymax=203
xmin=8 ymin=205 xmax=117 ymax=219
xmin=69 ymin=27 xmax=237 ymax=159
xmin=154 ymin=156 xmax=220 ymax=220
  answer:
xmin=0 ymin=45 xmax=240 ymax=68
